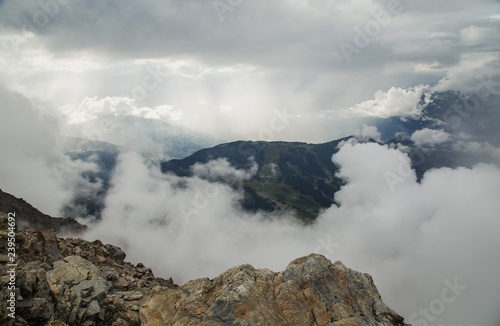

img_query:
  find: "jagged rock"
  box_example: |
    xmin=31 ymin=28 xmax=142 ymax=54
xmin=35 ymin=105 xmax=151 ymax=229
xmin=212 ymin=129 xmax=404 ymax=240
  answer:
xmin=86 ymin=300 xmax=101 ymax=317
xmin=140 ymin=254 xmax=408 ymax=326
xmin=0 ymin=211 xmax=176 ymax=326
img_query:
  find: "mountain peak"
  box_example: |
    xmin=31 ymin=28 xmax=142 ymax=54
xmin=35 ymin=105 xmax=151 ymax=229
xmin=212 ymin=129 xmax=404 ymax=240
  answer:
xmin=141 ymin=253 xmax=408 ymax=325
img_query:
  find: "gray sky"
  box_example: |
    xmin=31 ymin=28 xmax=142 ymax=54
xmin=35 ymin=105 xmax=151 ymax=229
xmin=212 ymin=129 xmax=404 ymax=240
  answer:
xmin=1 ymin=0 xmax=499 ymax=142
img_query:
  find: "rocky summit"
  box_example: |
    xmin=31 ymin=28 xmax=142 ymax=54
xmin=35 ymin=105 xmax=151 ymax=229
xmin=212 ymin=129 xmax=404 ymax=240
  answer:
xmin=140 ymin=254 xmax=407 ymax=326
xmin=0 ymin=190 xmax=408 ymax=325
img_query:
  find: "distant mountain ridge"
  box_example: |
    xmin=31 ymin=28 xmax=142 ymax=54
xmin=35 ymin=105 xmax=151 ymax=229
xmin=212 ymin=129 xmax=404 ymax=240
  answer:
xmin=65 ymin=90 xmax=499 ymax=221
xmin=162 ymin=138 xmax=352 ymax=220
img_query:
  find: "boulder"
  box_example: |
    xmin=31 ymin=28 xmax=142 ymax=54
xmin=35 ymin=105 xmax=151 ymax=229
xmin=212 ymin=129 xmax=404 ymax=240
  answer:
xmin=140 ymin=254 xmax=408 ymax=325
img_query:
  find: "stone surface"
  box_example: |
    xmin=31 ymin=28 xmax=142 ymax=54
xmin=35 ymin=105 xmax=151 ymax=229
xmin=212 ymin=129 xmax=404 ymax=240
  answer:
xmin=140 ymin=254 xmax=408 ymax=326
xmin=0 ymin=212 xmax=176 ymax=326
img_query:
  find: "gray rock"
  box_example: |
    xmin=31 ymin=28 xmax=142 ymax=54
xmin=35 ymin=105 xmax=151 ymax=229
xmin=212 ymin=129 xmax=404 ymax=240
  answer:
xmin=86 ymin=300 xmax=101 ymax=317
xmin=140 ymin=254 xmax=408 ymax=326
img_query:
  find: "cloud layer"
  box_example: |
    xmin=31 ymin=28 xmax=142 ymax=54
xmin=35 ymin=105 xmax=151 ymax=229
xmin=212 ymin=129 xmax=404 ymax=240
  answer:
xmin=0 ymin=86 xmax=101 ymax=216
xmin=82 ymin=141 xmax=500 ymax=325
xmin=1 ymin=0 xmax=499 ymax=141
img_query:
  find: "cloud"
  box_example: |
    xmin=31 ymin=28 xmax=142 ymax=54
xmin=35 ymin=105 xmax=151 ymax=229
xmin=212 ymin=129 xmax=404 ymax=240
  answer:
xmin=83 ymin=141 xmax=500 ymax=325
xmin=191 ymin=158 xmax=258 ymax=183
xmin=452 ymin=139 xmax=500 ymax=161
xmin=319 ymin=142 xmax=500 ymax=325
xmin=410 ymin=128 xmax=451 ymax=147
xmin=0 ymin=86 xmax=100 ymax=216
xmin=460 ymin=25 xmax=500 ymax=47
xmin=355 ymin=124 xmax=382 ymax=141
xmin=84 ymin=152 xmax=319 ymax=283
xmin=1 ymin=0 xmax=499 ymax=142
xmin=344 ymin=85 xmax=430 ymax=118
xmin=60 ymin=96 xmax=182 ymax=124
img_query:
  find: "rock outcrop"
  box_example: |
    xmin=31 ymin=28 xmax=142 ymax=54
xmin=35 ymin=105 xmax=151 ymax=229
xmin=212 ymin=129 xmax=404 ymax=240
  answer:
xmin=0 ymin=212 xmax=175 ymax=326
xmin=0 ymin=190 xmax=409 ymax=325
xmin=140 ymin=254 xmax=407 ymax=326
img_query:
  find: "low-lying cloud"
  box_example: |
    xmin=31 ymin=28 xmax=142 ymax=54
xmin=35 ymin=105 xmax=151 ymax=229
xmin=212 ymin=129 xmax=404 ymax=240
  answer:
xmin=84 ymin=141 xmax=500 ymax=325
xmin=0 ymin=87 xmax=101 ymax=216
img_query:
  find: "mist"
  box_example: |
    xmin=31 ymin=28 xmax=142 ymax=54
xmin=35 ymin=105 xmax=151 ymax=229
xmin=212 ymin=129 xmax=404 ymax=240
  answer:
xmin=0 ymin=87 xmax=102 ymax=217
xmin=83 ymin=140 xmax=500 ymax=325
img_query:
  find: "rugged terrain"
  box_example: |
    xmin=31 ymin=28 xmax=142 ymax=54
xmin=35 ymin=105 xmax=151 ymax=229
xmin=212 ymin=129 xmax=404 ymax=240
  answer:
xmin=0 ymin=189 xmax=409 ymax=325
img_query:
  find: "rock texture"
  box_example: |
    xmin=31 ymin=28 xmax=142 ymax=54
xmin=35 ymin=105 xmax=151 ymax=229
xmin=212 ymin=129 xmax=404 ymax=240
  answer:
xmin=140 ymin=254 xmax=407 ymax=326
xmin=0 ymin=189 xmax=409 ymax=325
xmin=0 ymin=212 xmax=175 ymax=326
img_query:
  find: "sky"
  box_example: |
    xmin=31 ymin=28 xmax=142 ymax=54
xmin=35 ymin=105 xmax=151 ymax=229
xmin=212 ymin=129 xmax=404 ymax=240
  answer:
xmin=0 ymin=0 xmax=499 ymax=142
xmin=1 ymin=1 xmax=500 ymax=325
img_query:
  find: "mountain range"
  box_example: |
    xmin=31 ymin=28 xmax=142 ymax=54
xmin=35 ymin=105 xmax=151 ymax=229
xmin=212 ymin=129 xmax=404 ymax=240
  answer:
xmin=61 ymin=91 xmax=498 ymax=221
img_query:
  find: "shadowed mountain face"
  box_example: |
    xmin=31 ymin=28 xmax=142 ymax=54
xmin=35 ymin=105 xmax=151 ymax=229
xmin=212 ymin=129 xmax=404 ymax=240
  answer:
xmin=162 ymin=138 xmax=351 ymax=220
xmin=0 ymin=188 xmax=86 ymax=234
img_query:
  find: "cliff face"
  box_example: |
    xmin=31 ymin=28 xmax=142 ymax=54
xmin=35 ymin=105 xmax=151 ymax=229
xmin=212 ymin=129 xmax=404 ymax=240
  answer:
xmin=0 ymin=190 xmax=408 ymax=326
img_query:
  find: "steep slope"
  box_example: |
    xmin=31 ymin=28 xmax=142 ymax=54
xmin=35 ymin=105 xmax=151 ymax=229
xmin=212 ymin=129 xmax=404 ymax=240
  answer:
xmin=0 ymin=188 xmax=86 ymax=234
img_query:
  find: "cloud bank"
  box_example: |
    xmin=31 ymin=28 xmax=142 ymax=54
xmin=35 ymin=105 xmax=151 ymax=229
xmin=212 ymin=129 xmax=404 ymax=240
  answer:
xmin=0 ymin=86 xmax=100 ymax=216
xmin=1 ymin=0 xmax=498 ymax=142
xmin=83 ymin=141 xmax=500 ymax=325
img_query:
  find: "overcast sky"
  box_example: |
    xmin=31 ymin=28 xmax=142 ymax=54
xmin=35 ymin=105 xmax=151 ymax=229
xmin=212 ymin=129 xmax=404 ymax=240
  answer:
xmin=1 ymin=0 xmax=499 ymax=142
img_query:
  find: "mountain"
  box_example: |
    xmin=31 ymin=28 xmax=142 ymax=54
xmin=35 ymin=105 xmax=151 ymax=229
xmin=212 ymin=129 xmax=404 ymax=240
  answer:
xmin=0 ymin=188 xmax=85 ymax=234
xmin=0 ymin=189 xmax=408 ymax=325
xmin=160 ymin=91 xmax=500 ymax=221
xmin=162 ymin=138 xmax=352 ymax=220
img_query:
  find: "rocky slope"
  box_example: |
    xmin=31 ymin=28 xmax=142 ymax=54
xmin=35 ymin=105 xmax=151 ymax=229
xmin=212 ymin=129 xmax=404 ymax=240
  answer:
xmin=0 ymin=189 xmax=86 ymax=235
xmin=0 ymin=190 xmax=408 ymax=325
xmin=0 ymin=212 xmax=176 ymax=326
xmin=141 ymin=254 xmax=408 ymax=326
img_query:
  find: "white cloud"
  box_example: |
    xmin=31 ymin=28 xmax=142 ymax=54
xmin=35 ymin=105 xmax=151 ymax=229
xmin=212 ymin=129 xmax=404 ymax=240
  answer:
xmin=344 ymin=85 xmax=430 ymax=118
xmin=84 ymin=152 xmax=317 ymax=283
xmin=460 ymin=25 xmax=500 ymax=46
xmin=356 ymin=124 xmax=381 ymax=141
xmin=191 ymin=158 xmax=258 ymax=183
xmin=83 ymin=142 xmax=500 ymax=325
xmin=1 ymin=0 xmax=499 ymax=142
xmin=410 ymin=128 xmax=451 ymax=147
xmin=452 ymin=140 xmax=500 ymax=160
xmin=434 ymin=54 xmax=500 ymax=94
xmin=60 ymin=97 xmax=182 ymax=124
xmin=0 ymin=87 xmax=100 ymax=216
xmin=319 ymin=142 xmax=500 ymax=325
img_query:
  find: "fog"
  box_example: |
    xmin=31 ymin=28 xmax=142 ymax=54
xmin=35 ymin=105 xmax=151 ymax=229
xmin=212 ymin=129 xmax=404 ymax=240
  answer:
xmin=82 ymin=141 xmax=500 ymax=325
